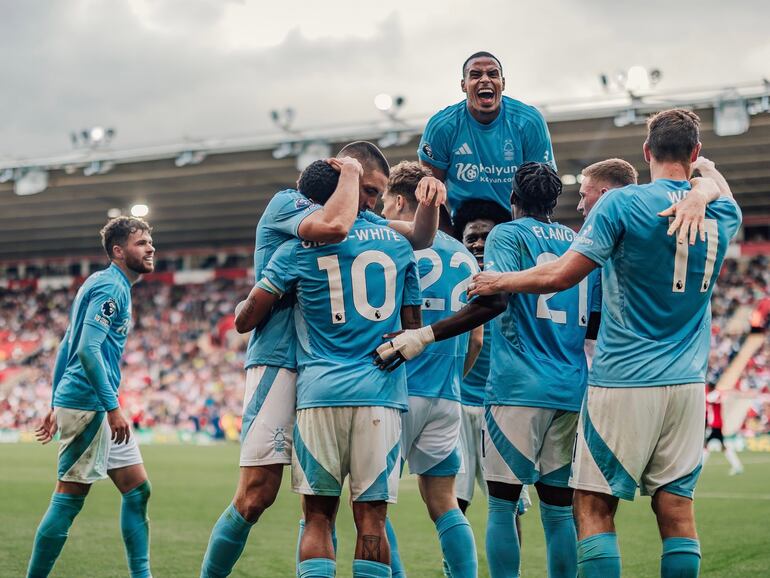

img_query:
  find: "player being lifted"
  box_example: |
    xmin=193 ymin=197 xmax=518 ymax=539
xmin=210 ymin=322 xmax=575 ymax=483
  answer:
xmin=200 ymin=142 xmax=444 ymax=578
xmin=235 ymin=159 xmax=422 ymax=578
xmin=377 ymin=163 xmax=602 ymax=578
xmin=28 ymin=217 xmax=155 ymax=578
xmin=419 ymin=51 xmax=555 ymax=214
xmin=380 ymin=162 xmax=480 ymax=578
xmin=466 ymin=110 xmax=741 ymax=578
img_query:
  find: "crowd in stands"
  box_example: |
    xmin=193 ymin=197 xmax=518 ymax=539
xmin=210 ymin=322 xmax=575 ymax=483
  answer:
xmin=1 ymin=256 xmax=768 ymax=438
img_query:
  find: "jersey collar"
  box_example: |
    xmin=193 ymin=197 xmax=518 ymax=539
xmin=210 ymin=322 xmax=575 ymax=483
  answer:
xmin=464 ymin=97 xmax=505 ymax=131
xmin=109 ymin=262 xmax=132 ymax=288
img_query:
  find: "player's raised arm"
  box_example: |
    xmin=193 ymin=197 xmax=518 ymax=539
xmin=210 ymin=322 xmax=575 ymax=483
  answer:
xmin=658 ymin=156 xmax=735 ymax=246
xmin=296 ymin=157 xmax=362 ymax=243
xmin=385 ymin=176 xmax=445 ymax=250
xmin=420 ymin=161 xmax=447 ymax=182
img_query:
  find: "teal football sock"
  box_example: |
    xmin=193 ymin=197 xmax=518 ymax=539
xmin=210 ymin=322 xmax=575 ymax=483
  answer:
xmin=577 ymin=533 xmax=621 ymax=578
xmin=486 ymin=496 xmax=520 ymax=578
xmin=200 ymin=503 xmax=255 ymax=578
xmin=27 ymin=492 xmax=86 ymax=578
xmin=298 ymin=557 xmax=336 ymax=578
xmin=385 ymin=516 xmax=406 ymax=577
xmin=539 ymin=502 xmax=577 ymax=578
xmin=661 ymin=537 xmax=701 ymax=578
xmin=436 ymin=509 xmax=477 ymax=578
xmin=353 ymin=559 xmax=392 ymax=577
xmin=121 ymin=481 xmax=152 ymax=578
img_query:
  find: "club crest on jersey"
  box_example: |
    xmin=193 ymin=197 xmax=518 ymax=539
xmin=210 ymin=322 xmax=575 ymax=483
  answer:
xmin=503 ymin=139 xmax=515 ymax=161
xmin=422 ymin=142 xmax=434 ymax=159
xmin=295 ymin=198 xmax=314 ymax=210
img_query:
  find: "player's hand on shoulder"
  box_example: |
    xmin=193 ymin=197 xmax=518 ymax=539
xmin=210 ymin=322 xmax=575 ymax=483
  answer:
xmin=107 ymin=407 xmax=131 ymax=445
xmin=467 ymin=270 xmax=504 ymax=297
xmin=373 ymin=327 xmax=435 ymax=371
xmin=34 ymin=409 xmax=57 ymax=445
xmin=658 ymin=179 xmax=712 ymax=246
xmin=415 ymin=176 xmax=447 ymax=207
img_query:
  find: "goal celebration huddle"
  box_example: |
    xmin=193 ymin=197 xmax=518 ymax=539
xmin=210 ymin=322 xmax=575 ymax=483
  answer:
xmin=28 ymin=51 xmax=741 ymax=578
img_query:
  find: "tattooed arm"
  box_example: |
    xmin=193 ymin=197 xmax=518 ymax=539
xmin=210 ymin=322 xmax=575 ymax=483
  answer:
xmin=234 ymin=280 xmax=282 ymax=334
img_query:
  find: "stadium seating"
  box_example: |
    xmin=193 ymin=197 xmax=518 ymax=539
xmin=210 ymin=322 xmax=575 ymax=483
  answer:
xmin=1 ymin=257 xmax=767 ymax=437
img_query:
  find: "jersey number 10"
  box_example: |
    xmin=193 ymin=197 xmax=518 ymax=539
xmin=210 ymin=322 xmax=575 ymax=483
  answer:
xmin=317 ymin=250 xmax=397 ymax=325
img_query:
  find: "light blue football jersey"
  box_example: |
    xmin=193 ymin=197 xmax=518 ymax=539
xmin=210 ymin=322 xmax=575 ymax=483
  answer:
xmin=418 ymin=96 xmax=555 ymax=213
xmin=244 ymin=189 xmax=321 ymax=370
xmin=405 ymin=231 xmax=479 ymax=401
xmin=54 ymin=264 xmax=132 ymax=412
xmin=461 ymin=323 xmax=490 ymax=406
xmin=484 ymin=218 xmax=602 ymax=411
xmin=261 ymin=217 xmax=422 ymax=410
xmin=570 ymin=180 xmax=742 ymax=387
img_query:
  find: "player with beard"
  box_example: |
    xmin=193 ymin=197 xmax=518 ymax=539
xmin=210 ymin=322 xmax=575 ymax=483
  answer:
xmin=28 ymin=217 xmax=156 ymax=578
xmin=419 ymin=51 xmax=556 ymax=214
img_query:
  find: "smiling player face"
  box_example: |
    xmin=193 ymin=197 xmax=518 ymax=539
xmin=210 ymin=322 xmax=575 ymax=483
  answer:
xmin=462 ymin=57 xmax=505 ymax=122
xmin=122 ymin=230 xmax=155 ymax=274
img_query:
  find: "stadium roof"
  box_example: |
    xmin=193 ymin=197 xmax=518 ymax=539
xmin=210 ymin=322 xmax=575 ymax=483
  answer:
xmin=1 ymin=83 xmax=769 ymax=263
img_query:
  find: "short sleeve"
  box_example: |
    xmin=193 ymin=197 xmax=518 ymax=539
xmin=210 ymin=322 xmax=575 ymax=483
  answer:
xmin=83 ymin=284 xmax=125 ymax=333
xmin=261 ymin=240 xmax=301 ymax=295
xmin=418 ymin=111 xmax=454 ymax=170
xmin=360 ymin=210 xmax=389 ymax=227
xmin=570 ymin=191 xmax=626 ymax=267
xmin=266 ymin=191 xmax=322 ymax=238
xmin=402 ymin=250 xmax=423 ymax=307
xmin=483 ymin=226 xmax=521 ymax=274
xmin=522 ymin=107 xmax=557 ymax=171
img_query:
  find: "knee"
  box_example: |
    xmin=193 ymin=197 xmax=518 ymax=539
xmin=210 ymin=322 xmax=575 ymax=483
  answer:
xmin=235 ymin=485 xmax=278 ymax=522
xmin=535 ymin=482 xmax=573 ymax=507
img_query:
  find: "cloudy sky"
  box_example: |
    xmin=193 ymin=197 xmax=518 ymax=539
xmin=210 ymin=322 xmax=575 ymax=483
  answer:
xmin=2 ymin=0 xmax=768 ymax=158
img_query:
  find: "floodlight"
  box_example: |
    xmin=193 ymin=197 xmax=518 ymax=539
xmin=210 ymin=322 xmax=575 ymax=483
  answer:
xmin=131 ymin=204 xmax=149 ymax=217
xmin=561 ymin=174 xmax=577 ymax=186
xmin=374 ymin=93 xmax=393 ymax=111
xmin=107 ymin=208 xmax=122 ymax=218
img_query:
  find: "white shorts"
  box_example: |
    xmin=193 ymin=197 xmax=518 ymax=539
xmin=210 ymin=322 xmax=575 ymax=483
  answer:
xmin=570 ymin=383 xmax=704 ymax=501
xmin=56 ymin=408 xmax=143 ymax=484
xmin=239 ymin=366 xmax=297 ymax=467
xmin=401 ymin=396 xmax=462 ymax=476
xmin=456 ymin=404 xmax=485 ymax=503
xmin=484 ymin=405 xmax=578 ymax=488
xmin=292 ymin=406 xmax=401 ymax=503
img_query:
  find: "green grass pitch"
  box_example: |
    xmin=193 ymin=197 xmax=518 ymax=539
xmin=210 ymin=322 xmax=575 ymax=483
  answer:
xmin=2 ymin=443 xmax=768 ymax=577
